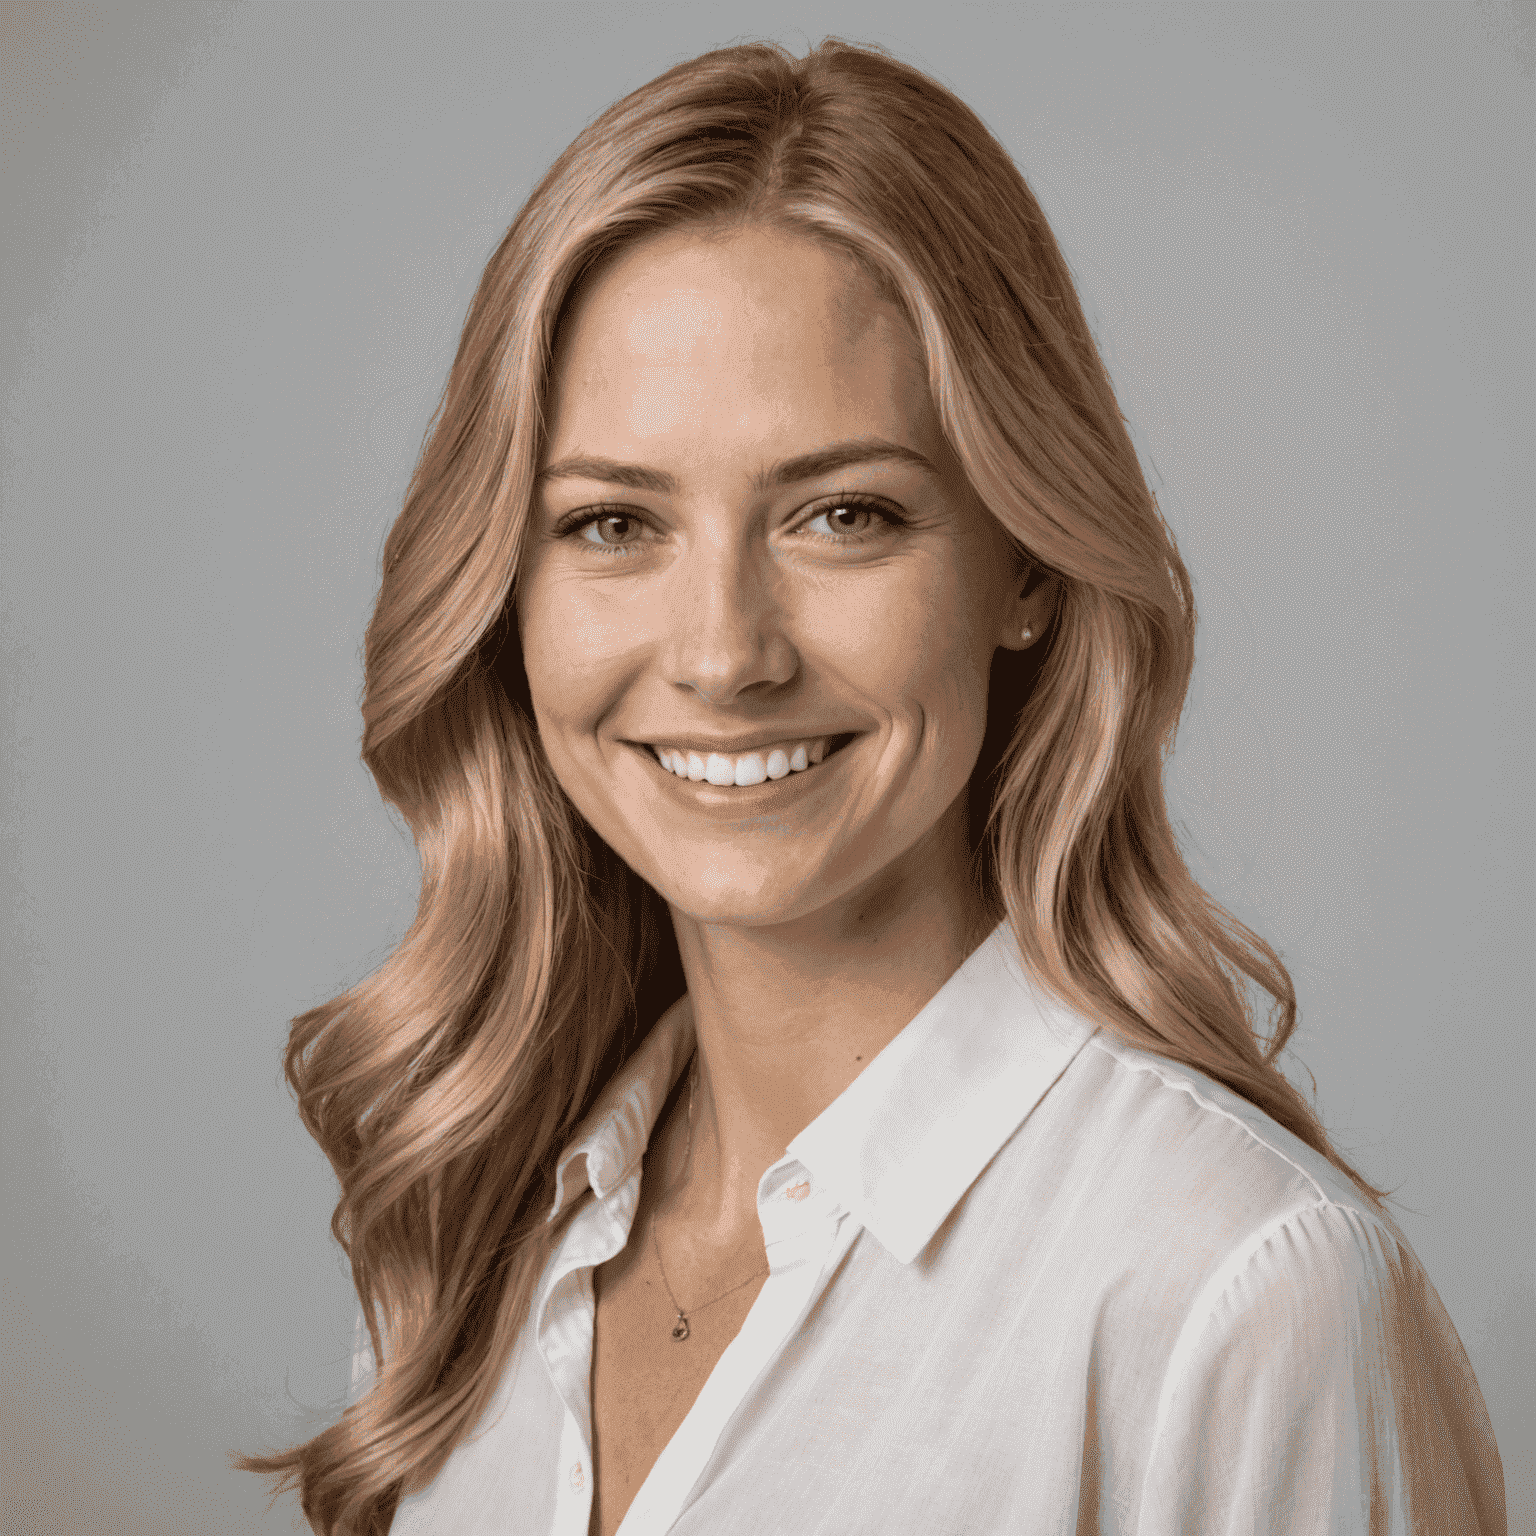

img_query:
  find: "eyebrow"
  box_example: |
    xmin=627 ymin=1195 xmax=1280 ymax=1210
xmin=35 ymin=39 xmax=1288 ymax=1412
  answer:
xmin=533 ymin=438 xmax=941 ymax=495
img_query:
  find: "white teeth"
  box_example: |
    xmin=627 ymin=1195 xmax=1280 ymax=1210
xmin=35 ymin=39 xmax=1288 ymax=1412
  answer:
xmin=653 ymin=737 xmax=838 ymax=785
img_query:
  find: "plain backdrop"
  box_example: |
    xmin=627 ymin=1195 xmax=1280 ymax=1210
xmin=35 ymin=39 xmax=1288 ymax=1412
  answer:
xmin=2 ymin=3 xmax=1531 ymax=1532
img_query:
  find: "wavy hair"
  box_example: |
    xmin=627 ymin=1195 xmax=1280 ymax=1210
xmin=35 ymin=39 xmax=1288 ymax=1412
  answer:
xmin=240 ymin=36 xmax=1384 ymax=1533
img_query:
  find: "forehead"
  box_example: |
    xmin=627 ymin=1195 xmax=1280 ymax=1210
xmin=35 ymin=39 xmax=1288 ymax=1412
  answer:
xmin=542 ymin=226 xmax=939 ymax=468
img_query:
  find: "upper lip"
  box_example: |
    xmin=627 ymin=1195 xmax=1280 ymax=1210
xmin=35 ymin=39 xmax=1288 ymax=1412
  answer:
xmin=627 ymin=731 xmax=853 ymax=754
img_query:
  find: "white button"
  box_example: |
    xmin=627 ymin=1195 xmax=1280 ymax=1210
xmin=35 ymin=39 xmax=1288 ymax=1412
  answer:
xmin=570 ymin=1461 xmax=585 ymax=1491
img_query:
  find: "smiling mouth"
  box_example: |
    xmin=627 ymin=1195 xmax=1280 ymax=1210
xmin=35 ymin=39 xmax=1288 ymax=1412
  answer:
xmin=644 ymin=733 xmax=857 ymax=787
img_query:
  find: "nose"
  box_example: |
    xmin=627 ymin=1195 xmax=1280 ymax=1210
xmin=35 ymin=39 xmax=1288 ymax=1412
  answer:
xmin=660 ymin=528 xmax=797 ymax=705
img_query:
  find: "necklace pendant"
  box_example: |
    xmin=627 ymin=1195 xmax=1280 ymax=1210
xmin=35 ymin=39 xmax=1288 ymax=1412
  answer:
xmin=671 ymin=1313 xmax=690 ymax=1341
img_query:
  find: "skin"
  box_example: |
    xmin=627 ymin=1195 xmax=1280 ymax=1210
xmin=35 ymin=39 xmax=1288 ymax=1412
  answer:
xmin=518 ymin=222 xmax=1056 ymax=1266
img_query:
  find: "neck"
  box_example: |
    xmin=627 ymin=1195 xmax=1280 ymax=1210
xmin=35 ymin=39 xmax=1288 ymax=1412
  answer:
xmin=661 ymin=795 xmax=995 ymax=1239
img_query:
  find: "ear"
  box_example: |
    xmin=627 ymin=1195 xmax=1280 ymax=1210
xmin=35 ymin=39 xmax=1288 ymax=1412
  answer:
xmin=998 ymin=568 xmax=1058 ymax=651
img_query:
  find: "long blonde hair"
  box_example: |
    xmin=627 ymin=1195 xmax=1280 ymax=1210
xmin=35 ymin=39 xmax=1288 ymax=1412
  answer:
xmin=240 ymin=36 xmax=1383 ymax=1533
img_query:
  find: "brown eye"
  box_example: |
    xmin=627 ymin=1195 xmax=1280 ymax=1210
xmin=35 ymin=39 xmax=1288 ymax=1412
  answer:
xmin=825 ymin=505 xmax=871 ymax=532
xmin=802 ymin=496 xmax=899 ymax=541
xmin=578 ymin=513 xmax=642 ymax=547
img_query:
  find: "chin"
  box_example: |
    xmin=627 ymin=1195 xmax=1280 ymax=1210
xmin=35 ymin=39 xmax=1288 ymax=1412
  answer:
xmin=657 ymin=878 xmax=819 ymax=929
xmin=647 ymin=854 xmax=844 ymax=929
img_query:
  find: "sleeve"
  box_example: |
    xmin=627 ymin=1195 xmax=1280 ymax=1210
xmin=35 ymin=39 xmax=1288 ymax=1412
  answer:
xmin=1136 ymin=1202 xmax=1506 ymax=1535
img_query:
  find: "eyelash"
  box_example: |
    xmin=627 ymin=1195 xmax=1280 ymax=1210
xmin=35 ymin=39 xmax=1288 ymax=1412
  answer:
xmin=554 ymin=493 xmax=906 ymax=556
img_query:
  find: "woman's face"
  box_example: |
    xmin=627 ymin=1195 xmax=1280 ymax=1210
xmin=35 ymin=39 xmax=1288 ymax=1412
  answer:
xmin=518 ymin=224 xmax=1033 ymax=929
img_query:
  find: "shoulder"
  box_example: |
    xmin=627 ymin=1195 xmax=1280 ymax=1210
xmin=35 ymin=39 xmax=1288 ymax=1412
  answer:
xmin=1007 ymin=1035 xmax=1505 ymax=1532
xmin=986 ymin=1025 xmax=1422 ymax=1365
xmin=1061 ymin=1032 xmax=1454 ymax=1346
xmin=1050 ymin=1028 xmax=1393 ymax=1243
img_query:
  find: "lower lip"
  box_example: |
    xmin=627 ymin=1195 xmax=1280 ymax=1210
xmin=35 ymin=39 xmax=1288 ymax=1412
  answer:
xmin=631 ymin=737 xmax=857 ymax=810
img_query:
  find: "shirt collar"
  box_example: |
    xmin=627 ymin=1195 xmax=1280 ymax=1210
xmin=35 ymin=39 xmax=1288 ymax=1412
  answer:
xmin=547 ymin=921 xmax=1098 ymax=1263
xmin=546 ymin=991 xmax=696 ymax=1222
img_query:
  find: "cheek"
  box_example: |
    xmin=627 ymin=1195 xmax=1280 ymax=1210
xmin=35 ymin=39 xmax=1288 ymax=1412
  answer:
xmin=814 ymin=561 xmax=994 ymax=739
xmin=517 ymin=578 xmax=627 ymax=733
xmin=517 ymin=595 xmax=570 ymax=726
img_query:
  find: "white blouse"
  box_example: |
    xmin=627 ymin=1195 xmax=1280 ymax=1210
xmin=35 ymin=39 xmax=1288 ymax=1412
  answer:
xmin=372 ymin=921 xmax=1505 ymax=1534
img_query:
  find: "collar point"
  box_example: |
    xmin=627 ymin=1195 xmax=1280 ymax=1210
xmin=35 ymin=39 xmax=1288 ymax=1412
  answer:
xmin=884 ymin=1235 xmax=932 ymax=1266
xmin=863 ymin=1208 xmax=940 ymax=1267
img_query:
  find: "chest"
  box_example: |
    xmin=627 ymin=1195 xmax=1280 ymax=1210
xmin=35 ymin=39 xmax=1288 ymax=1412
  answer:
xmin=587 ymin=1225 xmax=767 ymax=1536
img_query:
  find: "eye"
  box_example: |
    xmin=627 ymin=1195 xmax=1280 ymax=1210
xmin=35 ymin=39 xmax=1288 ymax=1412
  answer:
xmin=799 ymin=494 xmax=903 ymax=542
xmin=567 ymin=510 xmax=648 ymax=552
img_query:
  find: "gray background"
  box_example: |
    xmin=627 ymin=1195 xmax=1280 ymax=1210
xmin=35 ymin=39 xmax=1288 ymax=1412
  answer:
xmin=3 ymin=2 xmax=1531 ymax=1531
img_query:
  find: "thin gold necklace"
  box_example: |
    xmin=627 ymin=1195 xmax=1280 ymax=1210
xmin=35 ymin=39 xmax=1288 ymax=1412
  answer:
xmin=649 ymin=1052 xmax=770 ymax=1341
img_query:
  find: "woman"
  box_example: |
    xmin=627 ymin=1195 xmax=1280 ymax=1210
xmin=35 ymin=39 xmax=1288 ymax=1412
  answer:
xmin=243 ymin=37 xmax=1505 ymax=1536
